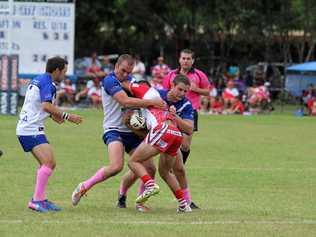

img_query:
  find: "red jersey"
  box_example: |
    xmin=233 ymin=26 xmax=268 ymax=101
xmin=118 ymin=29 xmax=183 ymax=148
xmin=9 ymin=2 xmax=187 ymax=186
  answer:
xmin=129 ymin=82 xmax=182 ymax=157
xmin=129 ymin=82 xmax=171 ymax=129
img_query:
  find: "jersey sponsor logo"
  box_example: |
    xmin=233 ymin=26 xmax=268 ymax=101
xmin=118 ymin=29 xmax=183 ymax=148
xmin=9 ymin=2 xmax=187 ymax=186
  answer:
xmin=157 ymin=139 xmax=168 ymax=149
xmin=166 ymin=129 xmax=182 ymax=137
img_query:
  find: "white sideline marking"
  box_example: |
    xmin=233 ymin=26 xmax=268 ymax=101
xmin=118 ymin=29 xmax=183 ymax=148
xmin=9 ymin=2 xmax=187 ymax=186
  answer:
xmin=1 ymin=220 xmax=316 ymax=225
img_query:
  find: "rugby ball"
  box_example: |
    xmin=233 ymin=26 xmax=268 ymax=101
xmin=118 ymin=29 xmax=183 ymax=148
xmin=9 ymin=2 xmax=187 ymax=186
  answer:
xmin=130 ymin=111 xmax=146 ymax=129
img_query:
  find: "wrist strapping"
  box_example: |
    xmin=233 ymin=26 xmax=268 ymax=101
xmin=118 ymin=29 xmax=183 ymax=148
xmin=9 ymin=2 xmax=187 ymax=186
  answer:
xmin=62 ymin=112 xmax=70 ymax=120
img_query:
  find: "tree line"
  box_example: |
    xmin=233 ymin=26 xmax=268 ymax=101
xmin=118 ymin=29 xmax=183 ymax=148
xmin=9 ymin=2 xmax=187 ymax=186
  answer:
xmin=75 ymin=0 xmax=316 ymax=70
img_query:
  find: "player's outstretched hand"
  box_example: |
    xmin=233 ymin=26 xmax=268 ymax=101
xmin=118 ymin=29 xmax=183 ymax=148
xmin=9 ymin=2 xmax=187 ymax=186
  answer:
xmin=68 ymin=114 xmax=83 ymax=125
xmin=51 ymin=114 xmax=65 ymax=124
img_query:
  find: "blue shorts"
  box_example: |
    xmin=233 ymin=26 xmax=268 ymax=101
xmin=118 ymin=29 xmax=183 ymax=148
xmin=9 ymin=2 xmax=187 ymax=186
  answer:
xmin=103 ymin=130 xmax=142 ymax=154
xmin=17 ymin=134 xmax=49 ymax=152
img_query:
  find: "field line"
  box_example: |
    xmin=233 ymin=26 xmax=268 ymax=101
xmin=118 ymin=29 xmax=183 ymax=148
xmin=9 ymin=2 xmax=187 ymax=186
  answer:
xmin=1 ymin=219 xmax=316 ymax=225
xmin=188 ymin=167 xmax=316 ymax=172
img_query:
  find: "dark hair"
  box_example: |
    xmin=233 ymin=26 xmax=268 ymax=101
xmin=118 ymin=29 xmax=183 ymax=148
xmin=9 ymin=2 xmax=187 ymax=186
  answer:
xmin=180 ymin=49 xmax=195 ymax=59
xmin=45 ymin=57 xmax=68 ymax=73
xmin=173 ymin=74 xmax=190 ymax=86
xmin=135 ymin=79 xmax=151 ymax=87
xmin=116 ymin=54 xmax=135 ymax=67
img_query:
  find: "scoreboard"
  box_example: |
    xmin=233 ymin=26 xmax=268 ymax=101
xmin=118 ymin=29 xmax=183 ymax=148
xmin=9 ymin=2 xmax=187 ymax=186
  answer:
xmin=0 ymin=0 xmax=75 ymax=75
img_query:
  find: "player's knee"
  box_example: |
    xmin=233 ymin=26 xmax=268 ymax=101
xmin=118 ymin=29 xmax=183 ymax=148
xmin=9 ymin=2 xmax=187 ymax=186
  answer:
xmin=43 ymin=160 xmax=56 ymax=170
xmin=108 ymin=163 xmax=123 ymax=176
xmin=181 ymin=144 xmax=190 ymax=152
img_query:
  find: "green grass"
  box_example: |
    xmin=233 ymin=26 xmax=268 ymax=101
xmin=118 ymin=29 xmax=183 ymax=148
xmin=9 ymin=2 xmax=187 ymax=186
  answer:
xmin=1 ymin=108 xmax=316 ymax=236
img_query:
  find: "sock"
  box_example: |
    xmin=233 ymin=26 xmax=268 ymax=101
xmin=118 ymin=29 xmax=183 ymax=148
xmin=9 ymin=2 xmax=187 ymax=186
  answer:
xmin=140 ymin=175 xmax=154 ymax=190
xmin=83 ymin=167 xmax=106 ymax=190
xmin=119 ymin=183 xmax=128 ymax=196
xmin=182 ymin=188 xmax=192 ymax=204
xmin=181 ymin=149 xmax=190 ymax=164
xmin=174 ymin=189 xmax=187 ymax=208
xmin=33 ymin=165 xmax=53 ymax=201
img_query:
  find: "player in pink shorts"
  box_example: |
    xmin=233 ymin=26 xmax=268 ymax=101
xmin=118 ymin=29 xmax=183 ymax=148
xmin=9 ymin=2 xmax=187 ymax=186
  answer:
xmin=122 ymin=81 xmax=192 ymax=212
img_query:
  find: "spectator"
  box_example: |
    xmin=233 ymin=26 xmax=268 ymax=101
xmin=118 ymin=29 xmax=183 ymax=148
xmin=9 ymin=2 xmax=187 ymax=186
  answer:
xmin=101 ymin=55 xmax=114 ymax=76
xmin=86 ymin=51 xmax=102 ymax=69
xmin=132 ymin=55 xmax=146 ymax=81
xmin=75 ymin=77 xmax=98 ymax=104
xmin=244 ymin=70 xmax=254 ymax=87
xmin=254 ymin=65 xmax=265 ymax=86
xmin=87 ymin=79 xmax=102 ymax=109
xmin=151 ymin=56 xmax=170 ymax=89
xmin=209 ymin=96 xmax=224 ymax=115
xmin=85 ymin=58 xmax=104 ymax=79
xmin=222 ymin=80 xmax=239 ymax=111
xmin=302 ymin=84 xmax=316 ymax=105
xmin=308 ymin=99 xmax=316 ymax=116
xmin=83 ymin=52 xmax=107 ymax=82
xmin=56 ymin=78 xmax=76 ymax=106
xmin=303 ymin=84 xmax=316 ymax=115
xmin=247 ymin=81 xmax=271 ymax=113
xmin=200 ymin=83 xmax=217 ymax=114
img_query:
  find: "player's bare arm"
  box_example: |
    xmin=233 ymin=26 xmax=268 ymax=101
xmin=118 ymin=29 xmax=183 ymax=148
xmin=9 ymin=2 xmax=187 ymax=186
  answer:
xmin=169 ymin=106 xmax=193 ymax=135
xmin=42 ymin=102 xmax=83 ymax=124
xmin=113 ymin=90 xmax=165 ymax=109
xmin=190 ymin=83 xmax=210 ymax=96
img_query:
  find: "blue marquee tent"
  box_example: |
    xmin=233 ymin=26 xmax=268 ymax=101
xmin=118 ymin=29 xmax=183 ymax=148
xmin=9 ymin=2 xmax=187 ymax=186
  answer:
xmin=286 ymin=62 xmax=316 ymax=96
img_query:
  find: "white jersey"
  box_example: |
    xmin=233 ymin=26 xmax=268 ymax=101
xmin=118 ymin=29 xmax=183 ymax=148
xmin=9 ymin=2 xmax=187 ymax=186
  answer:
xmin=16 ymin=73 xmax=56 ymax=136
xmin=101 ymin=72 xmax=133 ymax=133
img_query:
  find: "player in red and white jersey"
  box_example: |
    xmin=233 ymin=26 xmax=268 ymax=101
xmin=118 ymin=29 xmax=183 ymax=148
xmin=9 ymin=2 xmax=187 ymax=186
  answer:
xmin=123 ymin=80 xmax=192 ymax=212
xmin=129 ymin=82 xmax=169 ymax=130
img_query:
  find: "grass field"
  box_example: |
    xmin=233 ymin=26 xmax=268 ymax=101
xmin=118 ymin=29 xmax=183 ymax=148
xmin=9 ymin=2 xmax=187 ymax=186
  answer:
xmin=1 ymin=108 xmax=316 ymax=236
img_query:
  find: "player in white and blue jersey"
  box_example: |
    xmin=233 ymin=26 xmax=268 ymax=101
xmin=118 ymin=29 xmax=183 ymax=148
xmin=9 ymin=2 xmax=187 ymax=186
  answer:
xmin=117 ymin=74 xmax=200 ymax=211
xmin=16 ymin=57 xmax=83 ymax=213
xmin=71 ymin=54 xmax=165 ymax=206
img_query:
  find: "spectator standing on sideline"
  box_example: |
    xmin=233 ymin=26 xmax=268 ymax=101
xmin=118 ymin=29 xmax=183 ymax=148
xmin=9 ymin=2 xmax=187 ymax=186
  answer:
xmin=85 ymin=51 xmax=102 ymax=70
xmin=16 ymin=57 xmax=82 ymax=213
xmin=163 ymin=49 xmax=210 ymax=164
xmin=132 ymin=54 xmax=146 ymax=81
xmin=151 ymin=56 xmax=170 ymax=90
